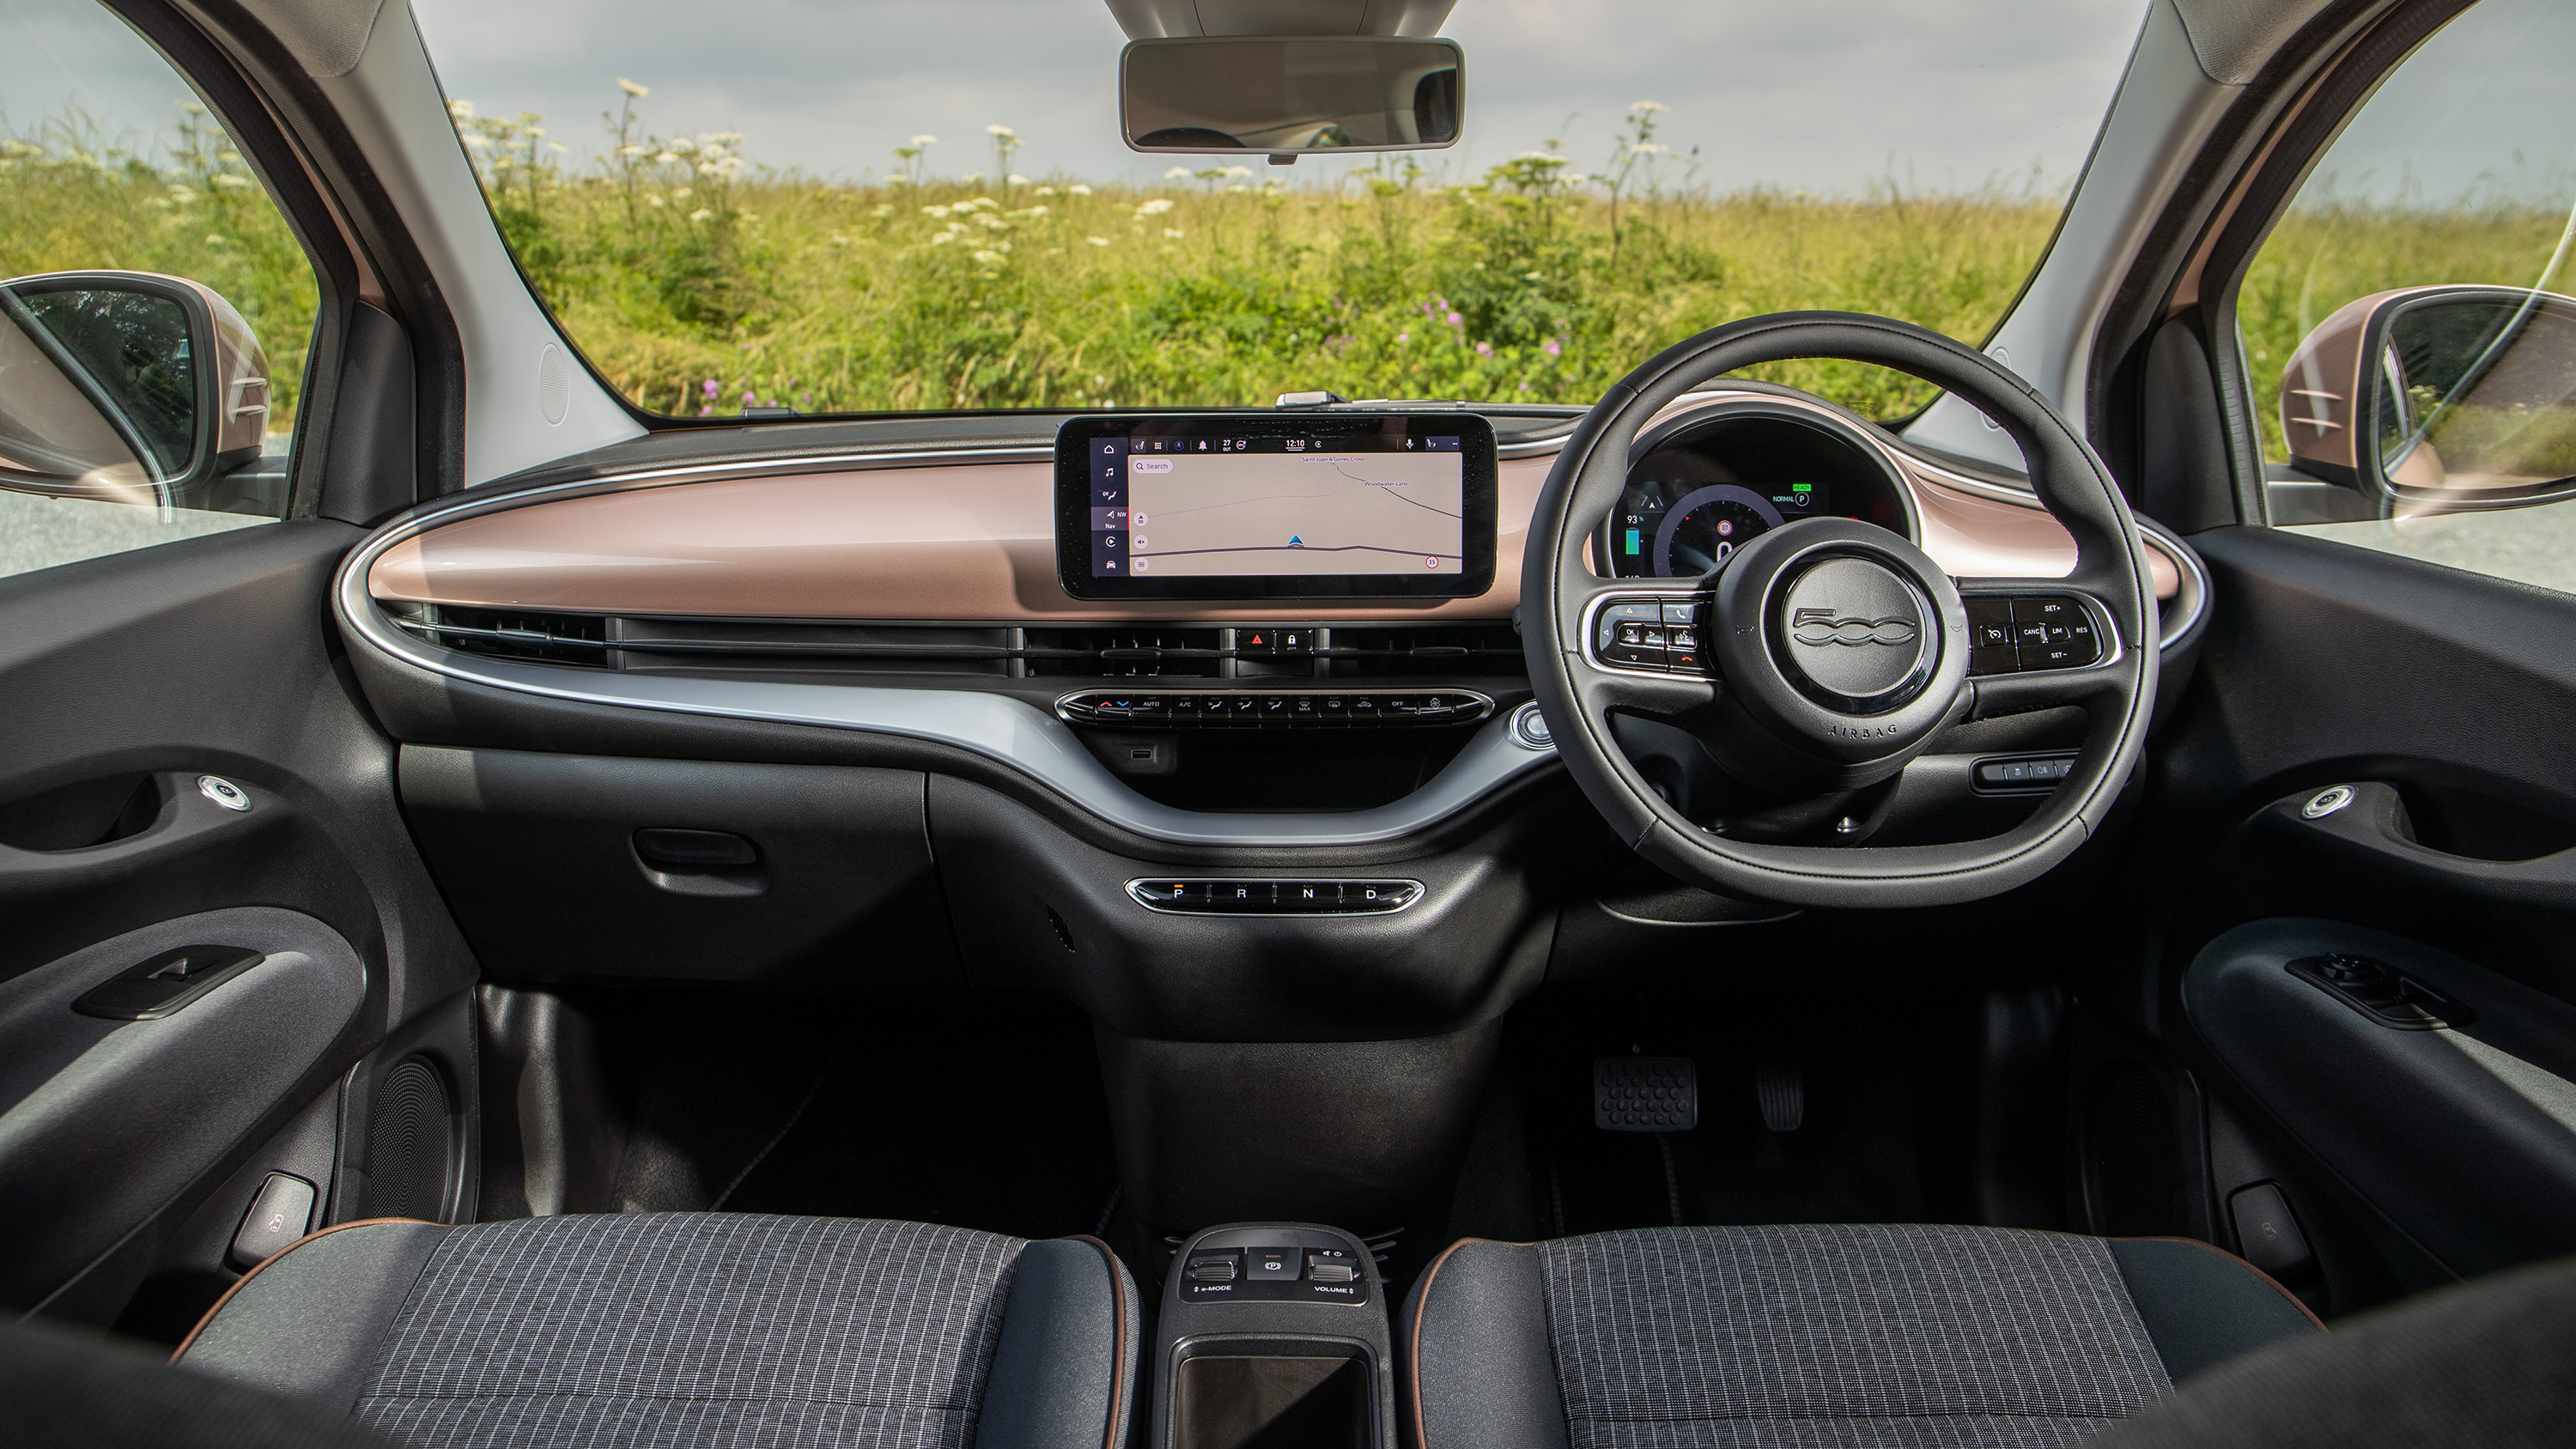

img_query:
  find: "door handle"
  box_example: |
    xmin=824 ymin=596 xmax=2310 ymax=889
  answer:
xmin=2265 ymin=780 xmax=2576 ymax=908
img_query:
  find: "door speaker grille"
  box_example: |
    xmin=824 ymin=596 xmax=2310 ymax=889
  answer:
xmin=367 ymin=1057 xmax=456 ymax=1222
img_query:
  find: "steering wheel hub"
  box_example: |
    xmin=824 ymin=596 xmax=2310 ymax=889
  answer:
xmin=1773 ymin=555 xmax=1937 ymax=712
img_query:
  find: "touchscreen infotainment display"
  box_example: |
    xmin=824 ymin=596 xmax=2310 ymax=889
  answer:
xmin=1055 ymin=413 xmax=1498 ymax=600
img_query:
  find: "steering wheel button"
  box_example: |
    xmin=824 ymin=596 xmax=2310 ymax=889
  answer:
xmin=1968 ymin=646 xmax=2021 ymax=676
xmin=1662 ymin=601 xmax=1702 ymax=626
xmin=1975 ymin=622 xmax=2013 ymax=648
xmin=2013 ymin=597 xmax=2074 ymax=622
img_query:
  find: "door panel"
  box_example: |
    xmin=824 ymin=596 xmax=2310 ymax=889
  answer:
xmin=0 ymin=523 xmax=479 ymax=1324
xmin=2141 ymin=524 xmax=2576 ymax=1304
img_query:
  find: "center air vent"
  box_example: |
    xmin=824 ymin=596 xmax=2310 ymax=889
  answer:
xmin=1024 ymin=627 xmax=1225 ymax=679
xmin=382 ymin=608 xmax=1526 ymax=683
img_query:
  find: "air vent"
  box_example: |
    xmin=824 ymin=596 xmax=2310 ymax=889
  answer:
xmin=1024 ymin=627 xmax=1226 ymax=679
xmin=615 ymin=618 xmax=1014 ymax=676
xmin=389 ymin=603 xmax=609 ymax=665
xmin=1324 ymin=623 xmax=1526 ymax=678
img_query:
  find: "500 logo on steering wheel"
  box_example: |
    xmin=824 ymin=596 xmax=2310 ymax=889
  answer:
xmin=1789 ymin=608 xmax=1919 ymax=647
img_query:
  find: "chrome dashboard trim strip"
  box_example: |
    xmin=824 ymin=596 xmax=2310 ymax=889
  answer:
xmin=336 ymin=517 xmax=1558 ymax=848
xmin=1053 ymin=688 xmax=1496 ymax=728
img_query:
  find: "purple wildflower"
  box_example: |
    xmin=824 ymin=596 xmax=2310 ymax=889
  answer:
xmin=1476 ymin=341 xmax=1493 ymax=358
xmin=1545 ymin=338 xmax=1562 ymax=356
xmin=702 ymin=379 xmax=719 ymax=398
xmin=1396 ymin=331 xmax=1410 ymax=343
xmin=1446 ymin=312 xmax=1463 ymax=326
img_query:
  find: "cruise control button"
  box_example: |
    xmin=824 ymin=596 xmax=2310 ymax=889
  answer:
xmin=2021 ymin=643 xmax=2080 ymax=670
xmin=2014 ymin=621 xmax=2049 ymax=648
xmin=1974 ymin=621 xmax=2014 ymax=649
xmin=2014 ymin=596 xmax=2076 ymax=623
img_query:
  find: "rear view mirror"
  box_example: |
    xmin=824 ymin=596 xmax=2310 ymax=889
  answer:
xmin=1122 ymin=36 xmax=1463 ymax=157
xmin=2281 ymin=285 xmax=2576 ymax=514
xmin=0 ymin=270 xmax=272 ymax=511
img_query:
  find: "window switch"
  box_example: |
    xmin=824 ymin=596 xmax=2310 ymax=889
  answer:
xmin=229 ymin=1173 xmax=316 ymax=1270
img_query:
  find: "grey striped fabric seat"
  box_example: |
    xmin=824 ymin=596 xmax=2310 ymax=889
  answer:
xmin=1403 ymin=1225 xmax=2320 ymax=1449
xmin=174 ymin=1213 xmax=1137 ymax=1449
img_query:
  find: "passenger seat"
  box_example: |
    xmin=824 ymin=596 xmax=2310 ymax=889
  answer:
xmin=173 ymin=1213 xmax=1137 ymax=1449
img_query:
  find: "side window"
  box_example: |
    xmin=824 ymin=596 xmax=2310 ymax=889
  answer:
xmin=2238 ymin=0 xmax=2576 ymax=595
xmin=0 ymin=0 xmax=316 ymax=580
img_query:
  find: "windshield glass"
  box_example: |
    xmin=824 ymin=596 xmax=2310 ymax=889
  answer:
xmin=413 ymin=0 xmax=2140 ymax=421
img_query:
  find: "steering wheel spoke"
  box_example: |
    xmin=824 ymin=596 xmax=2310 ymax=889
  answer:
xmin=1955 ymin=580 xmax=2131 ymax=718
xmin=1563 ymin=579 xmax=1719 ymax=725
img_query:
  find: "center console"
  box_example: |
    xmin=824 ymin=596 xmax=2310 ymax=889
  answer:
xmin=1154 ymin=1223 xmax=1396 ymax=1449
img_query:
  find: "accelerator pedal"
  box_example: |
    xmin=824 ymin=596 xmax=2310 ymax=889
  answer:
xmin=1595 ymin=1057 xmax=1698 ymax=1133
xmin=1757 ymin=1053 xmax=1804 ymax=1133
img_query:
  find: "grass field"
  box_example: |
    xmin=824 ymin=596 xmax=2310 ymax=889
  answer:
xmin=6 ymin=91 xmax=2564 ymax=464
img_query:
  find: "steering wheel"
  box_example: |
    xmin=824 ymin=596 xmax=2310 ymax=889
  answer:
xmin=1525 ymin=312 xmax=2159 ymax=908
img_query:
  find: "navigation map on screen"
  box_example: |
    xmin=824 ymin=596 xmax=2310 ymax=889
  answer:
xmin=1088 ymin=433 xmax=1464 ymax=580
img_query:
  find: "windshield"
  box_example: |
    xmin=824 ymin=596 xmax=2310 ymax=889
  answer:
xmin=413 ymin=0 xmax=2140 ymax=421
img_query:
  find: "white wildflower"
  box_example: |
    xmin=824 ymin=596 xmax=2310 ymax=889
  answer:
xmin=1035 ymin=185 xmax=1056 ymax=197
xmin=1163 ymin=167 xmax=1191 ymax=180
xmin=464 ymin=133 xmax=492 ymax=149
xmin=972 ymin=248 xmax=1003 ymax=264
xmin=670 ymin=136 xmax=697 ymax=154
xmin=1135 ymin=197 xmax=1174 ymax=215
xmin=1163 ymin=227 xmax=1184 ymax=239
xmin=550 ymin=140 xmax=568 ymax=153
xmin=1227 ymin=185 xmax=1248 ymax=194
xmin=447 ymin=99 xmax=476 ymax=119
xmin=911 ymin=134 xmax=937 ymax=146
xmin=672 ymin=185 xmax=693 ymax=199
xmin=617 ymin=77 xmax=650 ymax=98
xmin=211 ymin=173 xmax=252 ymax=189
xmin=1067 ymin=183 xmax=1091 ymax=196
xmin=647 ymin=194 xmax=665 ymax=208
xmin=707 ymin=131 xmax=744 ymax=144
xmin=986 ymin=124 xmax=1016 ymax=139
xmin=1630 ymin=100 xmax=1668 ymax=113
xmin=1006 ymin=173 xmax=1028 ymax=186
xmin=929 ymin=232 xmax=956 ymax=246
xmin=870 ymin=204 xmax=892 ymax=218
xmin=618 ymin=144 xmax=645 ymax=157
xmin=178 ymin=100 xmax=206 ymax=115
xmin=1224 ymin=165 xmax=1253 ymax=179
xmin=690 ymin=207 xmax=714 ymax=221
xmin=1086 ymin=236 xmax=1110 ymax=246
xmin=923 ymin=203 xmax=951 ymax=218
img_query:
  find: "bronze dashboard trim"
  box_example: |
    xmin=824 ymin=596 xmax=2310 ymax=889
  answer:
xmin=367 ymin=397 xmax=2182 ymax=621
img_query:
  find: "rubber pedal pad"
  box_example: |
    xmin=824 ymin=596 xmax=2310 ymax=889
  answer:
xmin=1595 ymin=1057 xmax=1698 ymax=1132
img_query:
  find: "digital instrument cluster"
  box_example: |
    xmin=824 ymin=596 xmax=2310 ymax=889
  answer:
xmin=1602 ymin=400 xmax=1914 ymax=579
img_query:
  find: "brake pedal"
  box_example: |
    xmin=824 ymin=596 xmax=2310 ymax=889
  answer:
xmin=1595 ymin=1057 xmax=1698 ymax=1132
xmin=1757 ymin=1054 xmax=1804 ymax=1133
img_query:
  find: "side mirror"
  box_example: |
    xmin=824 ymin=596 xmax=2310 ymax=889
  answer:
xmin=1121 ymin=36 xmax=1463 ymax=158
xmin=2280 ymin=284 xmax=2576 ymax=514
xmin=0 ymin=270 xmax=274 ymax=511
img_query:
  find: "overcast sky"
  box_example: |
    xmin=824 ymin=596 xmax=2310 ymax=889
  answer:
xmin=404 ymin=0 xmax=2151 ymax=195
xmin=6 ymin=0 xmax=2567 ymax=205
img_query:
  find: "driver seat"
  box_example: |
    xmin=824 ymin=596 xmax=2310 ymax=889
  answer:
xmin=1401 ymin=1224 xmax=2318 ymax=1448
